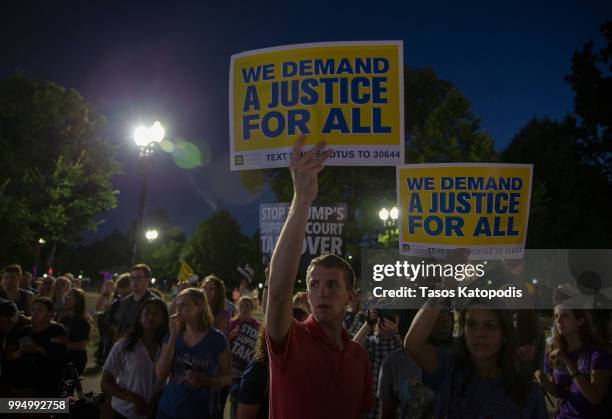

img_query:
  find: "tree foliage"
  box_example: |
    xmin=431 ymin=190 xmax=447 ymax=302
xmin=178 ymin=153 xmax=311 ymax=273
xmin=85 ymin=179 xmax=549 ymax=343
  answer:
xmin=181 ymin=210 xmax=259 ymax=289
xmin=501 ymin=117 xmax=612 ymax=247
xmin=54 ymin=229 xmax=132 ymax=277
xmin=0 ymin=75 xmax=121 ymax=264
xmin=565 ymin=21 xmax=612 ymax=178
xmin=500 ymin=21 xmax=612 ymax=248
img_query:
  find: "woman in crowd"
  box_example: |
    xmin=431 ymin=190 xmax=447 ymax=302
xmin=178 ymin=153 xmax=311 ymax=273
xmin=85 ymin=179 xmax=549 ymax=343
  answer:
xmin=237 ymin=326 xmax=268 ymax=419
xmin=52 ymin=275 xmax=71 ymax=318
xmin=202 ymin=275 xmax=231 ymax=335
xmin=405 ymin=297 xmax=547 ymax=418
xmin=59 ymin=288 xmax=91 ymax=375
xmin=102 ymin=298 xmax=169 ymax=419
xmin=535 ymin=306 xmax=612 ymax=418
xmin=227 ymin=296 xmax=261 ymax=418
xmin=202 ymin=275 xmax=235 ymax=418
xmin=4 ymin=297 xmax=67 ymax=396
xmin=155 ymin=288 xmax=231 ymax=419
xmin=98 ymin=273 xmax=131 ymax=363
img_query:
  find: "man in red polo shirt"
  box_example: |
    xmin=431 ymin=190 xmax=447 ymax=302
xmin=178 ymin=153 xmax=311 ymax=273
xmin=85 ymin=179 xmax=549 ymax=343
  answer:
xmin=265 ymin=135 xmax=375 ymax=419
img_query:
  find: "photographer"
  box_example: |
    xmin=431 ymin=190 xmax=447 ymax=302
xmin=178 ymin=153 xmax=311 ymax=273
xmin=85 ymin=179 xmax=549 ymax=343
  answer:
xmin=353 ymin=309 xmax=403 ymax=419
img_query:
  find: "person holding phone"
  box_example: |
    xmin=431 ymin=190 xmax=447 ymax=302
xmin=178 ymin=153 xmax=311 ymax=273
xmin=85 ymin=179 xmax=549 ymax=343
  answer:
xmin=155 ymin=288 xmax=231 ymax=419
xmin=353 ymin=309 xmax=403 ymax=419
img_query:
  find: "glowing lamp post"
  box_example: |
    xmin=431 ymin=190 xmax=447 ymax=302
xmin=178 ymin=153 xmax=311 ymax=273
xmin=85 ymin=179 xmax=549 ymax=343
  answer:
xmin=132 ymin=121 xmax=165 ymax=264
xmin=145 ymin=229 xmax=159 ymax=242
xmin=378 ymin=206 xmax=399 ymax=247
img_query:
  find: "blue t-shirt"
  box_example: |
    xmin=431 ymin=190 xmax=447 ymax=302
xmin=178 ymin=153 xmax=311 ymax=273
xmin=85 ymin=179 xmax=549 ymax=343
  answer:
xmin=423 ymin=347 xmax=547 ymax=419
xmin=158 ymin=329 xmax=228 ymax=419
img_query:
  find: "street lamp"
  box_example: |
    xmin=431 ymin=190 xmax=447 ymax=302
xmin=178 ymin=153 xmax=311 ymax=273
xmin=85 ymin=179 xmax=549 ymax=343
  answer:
xmin=145 ymin=229 xmax=159 ymax=242
xmin=33 ymin=237 xmax=46 ymax=277
xmin=132 ymin=121 xmax=165 ymax=264
xmin=378 ymin=206 xmax=399 ymax=246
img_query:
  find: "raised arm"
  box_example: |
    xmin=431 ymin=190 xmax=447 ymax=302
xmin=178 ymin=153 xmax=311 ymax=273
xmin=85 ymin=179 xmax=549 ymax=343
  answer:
xmin=155 ymin=315 xmax=181 ymax=381
xmin=265 ymin=135 xmax=329 ymax=342
xmin=404 ymin=302 xmax=442 ymax=374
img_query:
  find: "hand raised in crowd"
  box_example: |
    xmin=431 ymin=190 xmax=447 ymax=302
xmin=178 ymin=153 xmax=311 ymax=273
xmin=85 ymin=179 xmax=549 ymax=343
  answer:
xmin=517 ymin=343 xmax=536 ymax=363
xmin=169 ymin=314 xmax=183 ymax=339
xmin=365 ymin=308 xmax=379 ymax=326
xmin=379 ymin=314 xmax=399 ymax=335
xmin=549 ymin=348 xmax=572 ymax=367
xmin=289 ymin=135 xmax=330 ymax=205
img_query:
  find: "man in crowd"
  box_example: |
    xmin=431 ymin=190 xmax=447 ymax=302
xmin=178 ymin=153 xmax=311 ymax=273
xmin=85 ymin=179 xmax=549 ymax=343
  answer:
xmin=111 ymin=264 xmax=158 ymax=339
xmin=353 ymin=309 xmax=403 ymax=419
xmin=20 ymin=272 xmax=36 ymax=295
xmin=0 ymin=264 xmax=33 ymax=316
xmin=265 ymin=135 xmax=374 ymax=419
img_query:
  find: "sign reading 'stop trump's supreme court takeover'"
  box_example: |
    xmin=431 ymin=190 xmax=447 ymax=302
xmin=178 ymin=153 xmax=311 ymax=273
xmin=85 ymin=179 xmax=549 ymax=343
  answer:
xmin=230 ymin=41 xmax=404 ymax=170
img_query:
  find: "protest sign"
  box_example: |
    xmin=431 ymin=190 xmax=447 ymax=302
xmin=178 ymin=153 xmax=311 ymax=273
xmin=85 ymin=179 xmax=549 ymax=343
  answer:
xmin=259 ymin=203 xmax=347 ymax=263
xmin=230 ymin=41 xmax=403 ymax=170
xmin=177 ymin=262 xmax=194 ymax=283
xmin=396 ymin=164 xmax=533 ymax=259
xmin=230 ymin=320 xmax=260 ymax=375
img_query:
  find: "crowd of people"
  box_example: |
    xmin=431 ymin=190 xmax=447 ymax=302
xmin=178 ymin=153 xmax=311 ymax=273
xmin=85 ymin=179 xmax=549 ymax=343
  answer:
xmin=0 ymin=135 xmax=611 ymax=419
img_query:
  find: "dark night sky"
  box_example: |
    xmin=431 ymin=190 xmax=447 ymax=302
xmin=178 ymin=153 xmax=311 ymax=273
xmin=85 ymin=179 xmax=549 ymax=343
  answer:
xmin=1 ymin=0 xmax=610 ymax=242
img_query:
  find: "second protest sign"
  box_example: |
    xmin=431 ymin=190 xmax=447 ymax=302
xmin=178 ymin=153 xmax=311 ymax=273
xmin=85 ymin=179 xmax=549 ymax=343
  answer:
xmin=397 ymin=164 xmax=533 ymax=259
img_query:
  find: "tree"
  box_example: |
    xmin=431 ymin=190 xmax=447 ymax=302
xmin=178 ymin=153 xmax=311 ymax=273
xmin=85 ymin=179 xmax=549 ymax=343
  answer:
xmin=140 ymin=207 xmax=187 ymax=287
xmin=565 ymin=21 xmax=612 ymax=178
xmin=54 ymin=229 xmax=132 ymax=278
xmin=0 ymin=74 xmax=121 ymax=265
xmin=181 ymin=210 xmax=256 ymax=289
xmin=501 ymin=117 xmax=612 ymax=247
xmin=499 ymin=21 xmax=612 ymax=248
xmin=142 ymin=239 xmax=185 ymax=288
xmin=404 ymin=67 xmax=496 ymax=163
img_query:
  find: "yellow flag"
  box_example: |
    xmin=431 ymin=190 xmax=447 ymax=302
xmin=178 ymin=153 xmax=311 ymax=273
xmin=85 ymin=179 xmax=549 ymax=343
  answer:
xmin=177 ymin=262 xmax=194 ymax=284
